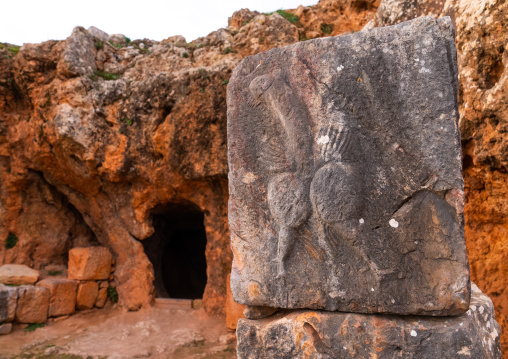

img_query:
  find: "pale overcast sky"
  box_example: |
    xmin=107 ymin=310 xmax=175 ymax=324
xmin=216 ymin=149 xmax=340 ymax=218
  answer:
xmin=1 ymin=0 xmax=317 ymax=45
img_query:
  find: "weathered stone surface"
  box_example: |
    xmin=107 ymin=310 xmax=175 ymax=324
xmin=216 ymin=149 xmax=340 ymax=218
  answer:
xmin=0 ymin=283 xmax=17 ymax=322
xmin=0 ymin=264 xmax=39 ymax=285
xmin=244 ymin=306 xmax=278 ymax=320
xmin=373 ymin=0 xmax=508 ymax=352
xmin=226 ymin=273 xmax=245 ymax=330
xmin=0 ymin=323 xmax=12 ymax=335
xmin=228 ymin=16 xmax=469 ymax=315
xmin=95 ymin=287 xmax=108 ymax=308
xmin=37 ymin=278 xmax=78 ymax=317
xmin=237 ymin=283 xmax=501 ymax=359
xmin=76 ymin=281 xmax=99 ymax=310
xmin=68 ymin=247 xmax=112 ymax=280
xmin=15 ymin=285 xmax=49 ymax=323
xmin=87 ymin=26 xmax=109 ymax=42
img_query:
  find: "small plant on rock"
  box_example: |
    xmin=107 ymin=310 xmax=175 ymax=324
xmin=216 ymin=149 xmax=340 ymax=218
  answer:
xmin=321 ymin=23 xmax=334 ymax=35
xmin=48 ymin=271 xmax=62 ymax=276
xmin=7 ymin=45 xmax=20 ymax=55
xmin=94 ymin=71 xmax=120 ymax=81
xmin=125 ymin=36 xmax=132 ymax=45
xmin=108 ymin=40 xmax=124 ymax=49
xmin=94 ymin=40 xmax=104 ymax=50
xmin=265 ymin=10 xmax=299 ymax=24
xmin=182 ymin=52 xmax=189 ymax=58
xmin=6 ymin=233 xmax=18 ymax=249
xmin=107 ymin=286 xmax=119 ymax=303
xmin=198 ymin=68 xmax=208 ymax=79
xmin=24 ymin=323 xmax=45 ymax=332
xmin=222 ymin=79 xmax=229 ymax=85
xmin=222 ymin=47 xmax=235 ymax=55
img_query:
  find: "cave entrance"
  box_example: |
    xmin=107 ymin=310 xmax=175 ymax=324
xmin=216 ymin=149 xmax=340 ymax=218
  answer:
xmin=142 ymin=202 xmax=207 ymax=299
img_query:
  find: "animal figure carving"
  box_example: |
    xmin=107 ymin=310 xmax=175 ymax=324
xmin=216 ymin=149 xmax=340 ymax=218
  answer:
xmin=249 ymin=69 xmax=374 ymax=279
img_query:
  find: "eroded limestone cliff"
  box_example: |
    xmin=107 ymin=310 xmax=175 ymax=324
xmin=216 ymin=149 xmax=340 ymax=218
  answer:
xmin=0 ymin=0 xmax=377 ymax=315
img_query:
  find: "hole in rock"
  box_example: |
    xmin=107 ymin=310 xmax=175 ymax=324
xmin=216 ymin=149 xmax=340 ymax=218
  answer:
xmin=142 ymin=202 xmax=207 ymax=299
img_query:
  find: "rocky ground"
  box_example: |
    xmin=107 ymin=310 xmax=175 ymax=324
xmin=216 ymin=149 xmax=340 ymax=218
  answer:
xmin=0 ymin=0 xmax=506 ymax=355
xmin=0 ymin=303 xmax=236 ymax=359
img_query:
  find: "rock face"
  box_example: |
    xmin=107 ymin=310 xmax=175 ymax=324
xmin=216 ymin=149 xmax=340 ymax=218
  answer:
xmin=68 ymin=247 xmax=112 ymax=280
xmin=0 ymin=4 xmax=376 ymax=317
xmin=15 ymin=285 xmax=50 ymax=323
xmin=0 ymin=284 xmax=17 ymax=322
xmin=228 ymin=16 xmax=469 ymax=315
xmin=0 ymin=264 xmax=39 ymax=285
xmin=0 ymin=2 xmax=376 ymax=316
xmin=226 ymin=273 xmax=245 ymax=330
xmin=37 ymin=277 xmax=78 ymax=316
xmin=372 ymin=0 xmax=508 ymax=352
xmin=237 ymin=283 xmax=501 ymax=359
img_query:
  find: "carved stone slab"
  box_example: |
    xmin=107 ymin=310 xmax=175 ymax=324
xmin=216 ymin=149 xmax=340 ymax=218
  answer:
xmin=227 ymin=17 xmax=470 ymax=315
xmin=236 ymin=284 xmax=501 ymax=359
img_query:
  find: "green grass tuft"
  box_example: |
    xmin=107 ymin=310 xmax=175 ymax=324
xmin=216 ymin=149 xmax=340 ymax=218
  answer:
xmin=94 ymin=71 xmax=120 ymax=81
xmin=222 ymin=47 xmax=235 ymax=55
xmin=122 ymin=117 xmax=133 ymax=126
xmin=24 ymin=323 xmax=45 ymax=332
xmin=266 ymin=10 xmax=299 ymax=23
xmin=182 ymin=52 xmax=189 ymax=58
xmin=222 ymin=79 xmax=229 ymax=85
xmin=6 ymin=232 xmax=18 ymax=249
xmin=124 ymin=37 xmax=131 ymax=45
xmin=320 ymin=23 xmax=334 ymax=35
xmin=7 ymin=45 xmax=20 ymax=55
xmin=107 ymin=286 xmax=118 ymax=303
xmin=94 ymin=40 xmax=103 ymax=50
xmin=108 ymin=40 xmax=124 ymax=49
xmin=47 ymin=271 xmax=62 ymax=276
xmin=198 ymin=68 xmax=208 ymax=79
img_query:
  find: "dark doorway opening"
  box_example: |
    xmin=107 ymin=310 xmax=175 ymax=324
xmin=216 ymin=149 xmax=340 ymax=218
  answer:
xmin=142 ymin=202 xmax=207 ymax=299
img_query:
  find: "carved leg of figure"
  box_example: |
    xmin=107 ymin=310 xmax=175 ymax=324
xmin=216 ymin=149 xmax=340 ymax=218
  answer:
xmin=276 ymin=226 xmax=298 ymax=278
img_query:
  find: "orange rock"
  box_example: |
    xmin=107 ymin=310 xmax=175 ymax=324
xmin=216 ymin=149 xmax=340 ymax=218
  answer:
xmin=0 ymin=264 xmax=39 ymax=285
xmin=15 ymin=286 xmax=49 ymax=323
xmin=226 ymin=274 xmax=245 ymax=330
xmin=95 ymin=287 xmax=108 ymax=308
xmin=76 ymin=281 xmax=99 ymax=310
xmin=68 ymin=247 xmax=112 ymax=281
xmin=37 ymin=277 xmax=78 ymax=317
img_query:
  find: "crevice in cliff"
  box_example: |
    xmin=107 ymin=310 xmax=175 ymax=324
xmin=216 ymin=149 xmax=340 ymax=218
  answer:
xmin=142 ymin=201 xmax=208 ymax=299
xmin=29 ymin=170 xmax=100 ymax=250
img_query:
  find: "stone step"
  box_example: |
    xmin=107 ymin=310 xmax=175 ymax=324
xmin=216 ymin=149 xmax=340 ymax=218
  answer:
xmin=154 ymin=298 xmax=192 ymax=310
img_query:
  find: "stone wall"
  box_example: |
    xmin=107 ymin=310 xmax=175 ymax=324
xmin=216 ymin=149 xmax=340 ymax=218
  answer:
xmin=0 ymin=247 xmax=114 ymax=335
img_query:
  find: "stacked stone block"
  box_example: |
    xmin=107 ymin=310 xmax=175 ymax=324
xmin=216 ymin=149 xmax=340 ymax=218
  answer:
xmin=0 ymin=246 xmax=113 ymax=335
xmin=227 ymin=16 xmax=502 ymax=358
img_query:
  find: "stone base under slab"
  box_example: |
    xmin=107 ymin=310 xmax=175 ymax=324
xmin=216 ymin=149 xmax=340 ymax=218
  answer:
xmin=237 ymin=284 xmax=501 ymax=358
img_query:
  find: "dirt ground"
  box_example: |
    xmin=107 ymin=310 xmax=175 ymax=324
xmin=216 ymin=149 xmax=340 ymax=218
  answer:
xmin=0 ymin=302 xmax=237 ymax=359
